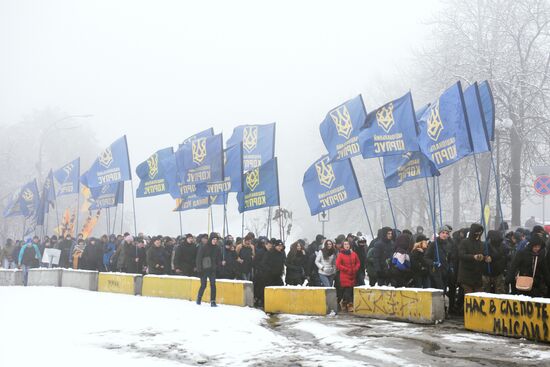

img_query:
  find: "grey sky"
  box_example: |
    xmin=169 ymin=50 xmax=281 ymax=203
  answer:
xmin=0 ymin=0 xmax=440 ymax=237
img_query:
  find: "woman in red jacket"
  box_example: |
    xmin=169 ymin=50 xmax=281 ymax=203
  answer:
xmin=336 ymin=240 xmax=360 ymax=312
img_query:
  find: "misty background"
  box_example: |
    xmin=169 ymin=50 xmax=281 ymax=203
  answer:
xmin=1 ymin=0 xmax=548 ymax=242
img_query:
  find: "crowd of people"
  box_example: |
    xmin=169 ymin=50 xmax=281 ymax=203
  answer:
xmin=1 ymin=221 xmax=549 ymax=313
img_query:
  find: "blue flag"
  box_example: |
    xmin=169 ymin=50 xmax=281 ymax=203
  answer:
xmin=42 ymin=170 xmax=56 ymax=212
xmin=19 ymin=179 xmax=41 ymax=218
xmin=54 ymin=158 xmax=80 ymax=196
xmin=175 ymin=133 xmax=224 ymax=184
xmin=478 ymin=80 xmax=495 ymax=142
xmin=359 ymin=92 xmax=419 ymax=158
xmin=208 ymin=194 xmax=229 ymax=206
xmin=319 ymin=95 xmax=366 ymax=162
xmin=136 ymin=147 xmax=177 ymax=198
xmin=417 ymin=82 xmax=473 ymax=169
xmin=415 ymin=104 xmax=430 ymax=120
xmin=383 ymin=151 xmax=440 ymax=189
xmin=196 ymin=143 xmax=243 ymax=196
xmin=302 ymin=155 xmax=362 ymax=216
xmin=237 ymin=158 xmax=279 ymax=213
xmin=82 ymin=136 xmax=132 ymax=188
xmin=180 ymin=128 xmax=214 ymax=147
xmin=89 ymin=182 xmax=124 ymax=210
xmin=226 ymin=123 xmax=275 ymax=172
xmin=3 ymin=188 xmax=25 ymax=217
xmin=173 ymin=195 xmax=210 ymax=211
xmin=463 ymin=82 xmax=490 ymax=154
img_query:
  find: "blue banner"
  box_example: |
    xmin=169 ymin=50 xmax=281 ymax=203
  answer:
xmin=20 ymin=179 xmax=40 ymax=218
xmin=89 ymin=182 xmax=124 ymax=210
xmin=136 ymin=147 xmax=177 ymax=198
xmin=175 ymin=133 xmax=224 ymax=184
xmin=82 ymin=136 xmax=132 ymax=188
xmin=464 ymin=82 xmax=491 ymax=154
xmin=208 ymin=193 xmax=229 ymax=206
xmin=226 ymin=123 xmax=275 ymax=172
xmin=302 ymin=155 xmax=362 ymax=216
xmin=195 ymin=143 xmax=243 ymax=196
xmin=383 ymin=151 xmax=440 ymax=189
xmin=179 ymin=128 xmax=214 ymax=147
xmin=3 ymin=188 xmax=25 ymax=217
xmin=417 ymin=82 xmax=473 ymax=169
xmin=319 ymin=95 xmax=366 ymax=162
xmin=415 ymin=104 xmax=430 ymax=120
xmin=478 ymin=80 xmax=495 ymax=142
xmin=42 ymin=170 xmax=56 ymax=212
xmin=54 ymin=158 xmax=80 ymax=196
xmin=237 ymin=158 xmax=280 ymax=213
xmin=359 ymin=92 xmax=419 ymax=158
xmin=173 ymin=195 xmax=210 ymax=211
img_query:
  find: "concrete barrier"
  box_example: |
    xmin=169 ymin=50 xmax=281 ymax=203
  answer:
xmin=464 ymin=293 xmax=550 ymax=343
xmin=0 ymin=269 xmax=24 ymax=286
xmin=353 ymin=286 xmax=445 ymax=324
xmin=28 ymin=268 xmax=63 ymax=286
xmin=98 ymin=272 xmax=142 ymax=295
xmin=142 ymin=275 xmax=254 ymax=307
xmin=264 ymin=286 xmax=338 ymax=315
xmin=62 ymin=269 xmax=99 ymax=291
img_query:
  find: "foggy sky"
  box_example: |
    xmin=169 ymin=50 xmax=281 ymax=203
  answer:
xmin=0 ymin=0 xmax=440 ymax=238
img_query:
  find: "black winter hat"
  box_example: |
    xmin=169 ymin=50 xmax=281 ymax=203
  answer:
xmin=315 ymin=234 xmax=326 ymax=242
xmin=395 ymin=234 xmax=410 ymax=250
xmin=530 ymin=235 xmax=545 ymax=247
xmin=532 ymin=225 xmax=546 ymax=235
xmin=468 ymin=223 xmax=484 ymax=239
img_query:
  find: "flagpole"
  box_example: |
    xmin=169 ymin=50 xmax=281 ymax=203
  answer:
xmin=54 ymin=197 xmax=61 ymax=235
xmin=424 ymin=176 xmax=441 ymax=266
xmin=266 ymin=207 xmax=271 ymax=238
xmin=105 ymin=207 xmax=110 ymax=234
xmin=112 ymin=203 xmax=118 ymax=235
xmin=436 ymin=176 xmax=443 ymax=227
xmin=349 ymin=160 xmax=374 ymax=240
xmin=222 ymin=193 xmax=227 ymax=238
xmin=75 ymin=190 xmax=80 ymax=237
xmin=129 ymin=180 xmax=138 ymax=236
xmin=377 ymin=158 xmax=397 ymax=230
xmin=120 ymin=202 xmax=124 ymax=234
xmin=241 ymin=212 xmax=245 ymax=239
xmin=178 ymin=211 xmax=183 ymax=237
xmin=490 ymin=152 xmax=504 ymax=227
xmin=472 ymin=154 xmax=487 ymax=234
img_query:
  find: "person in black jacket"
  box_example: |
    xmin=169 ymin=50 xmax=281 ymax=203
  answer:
xmin=410 ymin=234 xmax=430 ymax=288
xmin=458 ymin=223 xmax=486 ymax=294
xmin=263 ymin=240 xmax=285 ymax=287
xmin=80 ymin=237 xmax=104 ymax=271
xmin=481 ymin=230 xmax=507 ymax=294
xmin=425 ymin=225 xmax=452 ymax=291
xmin=219 ymin=240 xmax=238 ymax=279
xmin=56 ymin=234 xmax=74 ymax=268
xmin=196 ymin=233 xmax=222 ymax=307
xmin=353 ymin=237 xmax=368 ymax=286
xmin=236 ymin=235 xmax=255 ymax=281
xmin=285 ymin=241 xmax=306 ymax=285
xmin=173 ymin=234 xmax=197 ymax=276
xmin=147 ymin=236 xmax=167 ymax=275
xmin=506 ymin=235 xmax=550 ymax=297
xmin=369 ymin=227 xmax=394 ymax=286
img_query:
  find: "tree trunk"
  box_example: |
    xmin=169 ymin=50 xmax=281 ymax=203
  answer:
xmin=510 ymin=128 xmax=522 ymax=226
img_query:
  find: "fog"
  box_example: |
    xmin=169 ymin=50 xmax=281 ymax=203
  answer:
xmin=9 ymin=0 xmax=530 ymax=240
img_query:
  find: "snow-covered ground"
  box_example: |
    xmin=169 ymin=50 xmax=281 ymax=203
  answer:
xmin=2 ymin=287 xmax=550 ymax=366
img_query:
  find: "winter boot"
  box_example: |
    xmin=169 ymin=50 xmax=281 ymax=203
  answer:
xmin=211 ymin=301 xmax=217 ymax=307
xmin=196 ymin=298 xmax=201 ymax=305
xmin=347 ymin=303 xmax=354 ymax=313
xmin=339 ymin=300 xmax=347 ymax=312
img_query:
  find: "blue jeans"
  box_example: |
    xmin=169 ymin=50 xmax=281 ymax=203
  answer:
xmin=241 ymin=272 xmax=251 ymax=281
xmin=197 ymin=271 xmax=216 ymax=303
xmin=22 ymin=265 xmax=32 ymax=286
xmin=319 ymin=274 xmax=334 ymax=287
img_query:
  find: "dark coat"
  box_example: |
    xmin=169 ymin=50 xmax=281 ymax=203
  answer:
xmin=173 ymin=243 xmax=197 ymax=276
xmin=262 ymin=249 xmax=285 ymax=286
xmin=506 ymin=242 xmax=550 ymax=297
xmin=458 ymin=225 xmax=485 ymax=288
xmin=81 ymin=242 xmax=104 ymax=271
xmin=56 ymin=239 xmax=73 ymax=268
xmin=410 ymin=248 xmax=430 ymax=278
xmin=196 ymin=243 xmax=222 ymax=275
xmin=219 ymin=248 xmax=238 ymax=279
xmin=285 ymin=251 xmax=306 ymax=285
xmin=336 ymin=250 xmax=360 ymax=288
xmin=147 ymin=246 xmax=167 ymax=275
xmin=370 ymin=227 xmax=394 ymax=276
xmin=237 ymin=245 xmax=254 ymax=274
xmin=482 ymin=231 xmax=506 ymax=277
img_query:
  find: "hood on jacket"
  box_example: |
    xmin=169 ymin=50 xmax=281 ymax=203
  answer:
xmin=468 ymin=223 xmax=484 ymax=239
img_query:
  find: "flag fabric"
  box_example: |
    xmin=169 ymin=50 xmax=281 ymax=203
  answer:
xmin=89 ymin=182 xmax=124 ymax=210
xmin=383 ymin=151 xmax=440 ymax=189
xmin=175 ymin=133 xmax=224 ymax=185
xmin=81 ymin=136 xmax=132 ymax=188
xmin=42 ymin=170 xmax=56 ymax=211
xmin=415 ymin=104 xmax=431 ymax=120
xmin=226 ymin=123 xmax=275 ymax=172
xmin=417 ymin=82 xmax=473 ymax=169
xmin=196 ymin=143 xmax=243 ymax=197
xmin=208 ymin=194 xmax=229 ymax=206
xmin=237 ymin=158 xmax=279 ymax=213
xmin=54 ymin=158 xmax=80 ymax=196
xmin=319 ymin=95 xmax=366 ymax=162
xmin=136 ymin=147 xmax=177 ymax=198
xmin=173 ymin=195 xmax=210 ymax=211
xmin=463 ymin=82 xmax=491 ymax=154
xmin=18 ymin=179 xmax=41 ymax=218
xmin=359 ymin=92 xmax=419 ymax=158
xmin=302 ymin=155 xmax=362 ymax=216
xmin=180 ymin=128 xmax=214 ymax=147
xmin=3 ymin=188 xmax=25 ymax=217
xmin=478 ymin=80 xmax=495 ymax=142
